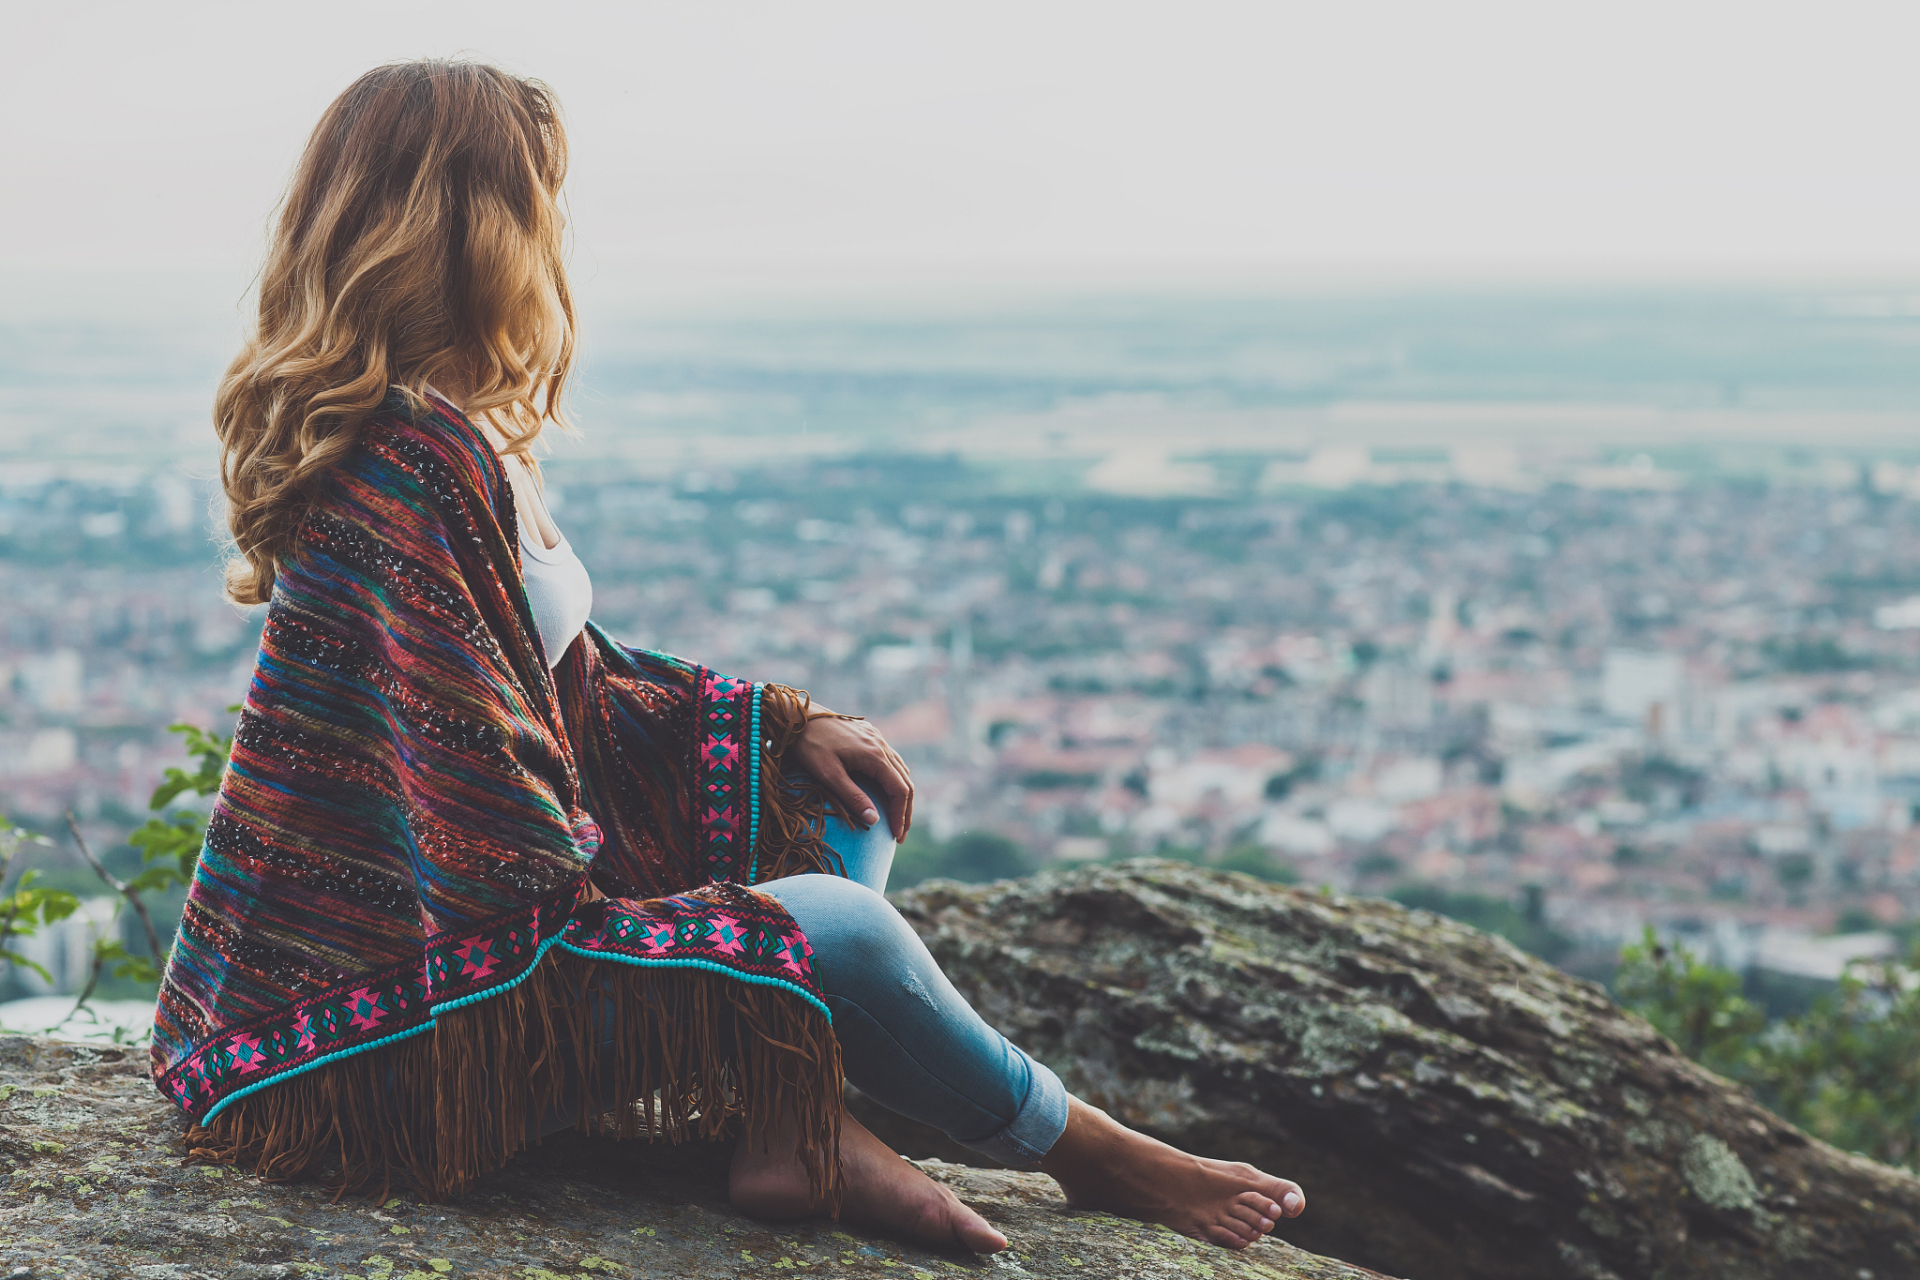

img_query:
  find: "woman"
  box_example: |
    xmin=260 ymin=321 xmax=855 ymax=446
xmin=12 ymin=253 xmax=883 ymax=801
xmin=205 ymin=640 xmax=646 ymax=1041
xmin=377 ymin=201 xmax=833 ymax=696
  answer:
xmin=154 ymin=59 xmax=1305 ymax=1254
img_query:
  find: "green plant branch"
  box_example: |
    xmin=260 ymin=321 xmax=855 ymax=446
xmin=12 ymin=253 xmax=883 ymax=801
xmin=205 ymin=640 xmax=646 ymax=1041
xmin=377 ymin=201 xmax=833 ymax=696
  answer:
xmin=65 ymin=812 xmax=163 ymax=968
xmin=63 ymin=943 xmax=107 ymax=1029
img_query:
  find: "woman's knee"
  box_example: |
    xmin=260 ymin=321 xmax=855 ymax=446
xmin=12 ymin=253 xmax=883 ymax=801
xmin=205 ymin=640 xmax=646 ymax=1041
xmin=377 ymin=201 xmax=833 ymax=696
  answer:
xmin=758 ymin=871 xmax=892 ymax=927
xmin=822 ymin=811 xmax=895 ymax=892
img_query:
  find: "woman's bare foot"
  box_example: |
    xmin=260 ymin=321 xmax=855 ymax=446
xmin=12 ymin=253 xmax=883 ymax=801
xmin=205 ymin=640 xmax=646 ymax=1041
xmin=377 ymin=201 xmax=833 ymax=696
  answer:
xmin=1039 ymin=1097 xmax=1305 ymax=1250
xmin=730 ymin=1106 xmax=1008 ymax=1254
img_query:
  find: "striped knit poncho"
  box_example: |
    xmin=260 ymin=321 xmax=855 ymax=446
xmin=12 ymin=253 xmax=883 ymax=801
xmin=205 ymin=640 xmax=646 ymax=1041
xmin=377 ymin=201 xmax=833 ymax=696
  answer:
xmin=153 ymin=391 xmax=842 ymax=1201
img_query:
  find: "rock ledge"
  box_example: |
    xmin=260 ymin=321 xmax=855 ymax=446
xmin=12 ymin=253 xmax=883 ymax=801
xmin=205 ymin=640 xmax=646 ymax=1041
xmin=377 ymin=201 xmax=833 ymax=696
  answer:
xmin=0 ymin=1037 xmax=1387 ymax=1280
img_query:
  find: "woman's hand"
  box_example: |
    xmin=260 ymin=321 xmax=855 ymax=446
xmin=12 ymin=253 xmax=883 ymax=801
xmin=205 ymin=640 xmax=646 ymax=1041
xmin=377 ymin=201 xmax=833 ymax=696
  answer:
xmin=790 ymin=711 xmax=914 ymax=841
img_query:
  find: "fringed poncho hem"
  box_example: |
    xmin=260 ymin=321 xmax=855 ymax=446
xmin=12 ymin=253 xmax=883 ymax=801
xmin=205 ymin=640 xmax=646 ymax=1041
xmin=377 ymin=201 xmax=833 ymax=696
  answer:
xmin=153 ymin=393 xmax=846 ymax=1203
xmin=184 ymin=941 xmax=844 ymax=1205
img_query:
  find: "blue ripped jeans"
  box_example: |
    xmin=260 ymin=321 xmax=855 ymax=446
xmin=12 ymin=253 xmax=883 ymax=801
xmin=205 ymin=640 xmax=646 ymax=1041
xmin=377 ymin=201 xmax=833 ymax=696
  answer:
xmin=753 ymin=800 xmax=1069 ymax=1167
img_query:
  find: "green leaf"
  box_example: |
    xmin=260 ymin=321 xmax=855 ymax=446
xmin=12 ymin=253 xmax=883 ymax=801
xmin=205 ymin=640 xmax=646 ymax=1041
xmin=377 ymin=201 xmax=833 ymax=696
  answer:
xmin=146 ymin=722 xmax=231 ymax=810
xmin=89 ymin=938 xmax=157 ymax=985
xmin=0 ymin=949 xmax=52 ymax=984
xmin=123 ymin=866 xmax=181 ymax=895
xmin=129 ymin=815 xmax=206 ymax=879
xmin=0 ymin=877 xmax=83 ymax=933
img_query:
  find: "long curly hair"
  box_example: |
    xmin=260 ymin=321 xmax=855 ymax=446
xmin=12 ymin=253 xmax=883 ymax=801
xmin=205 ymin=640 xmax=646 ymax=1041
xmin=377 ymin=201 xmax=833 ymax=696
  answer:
xmin=215 ymin=60 xmax=575 ymax=605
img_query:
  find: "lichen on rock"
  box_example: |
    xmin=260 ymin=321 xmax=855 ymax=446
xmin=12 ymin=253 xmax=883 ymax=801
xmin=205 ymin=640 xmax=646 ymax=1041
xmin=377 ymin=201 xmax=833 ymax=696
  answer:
xmin=1679 ymin=1133 xmax=1759 ymax=1213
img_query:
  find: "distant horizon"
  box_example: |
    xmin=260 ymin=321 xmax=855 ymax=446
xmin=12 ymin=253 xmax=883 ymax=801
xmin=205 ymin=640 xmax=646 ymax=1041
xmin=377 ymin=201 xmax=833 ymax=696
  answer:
xmin=20 ymin=261 xmax=1920 ymax=326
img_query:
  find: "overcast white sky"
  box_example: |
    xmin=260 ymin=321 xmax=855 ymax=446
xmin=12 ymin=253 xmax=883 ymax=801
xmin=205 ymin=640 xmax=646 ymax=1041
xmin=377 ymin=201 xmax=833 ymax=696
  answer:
xmin=6 ymin=0 xmax=1920 ymax=300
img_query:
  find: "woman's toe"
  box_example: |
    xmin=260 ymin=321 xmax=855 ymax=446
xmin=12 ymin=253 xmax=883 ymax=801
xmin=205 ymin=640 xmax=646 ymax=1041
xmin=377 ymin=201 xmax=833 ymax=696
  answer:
xmin=1200 ymin=1222 xmax=1255 ymax=1250
xmin=957 ymin=1225 xmax=1007 ymax=1253
xmin=955 ymin=1217 xmax=1008 ymax=1253
xmin=1234 ymin=1189 xmax=1283 ymax=1220
xmin=947 ymin=1199 xmax=1008 ymax=1253
xmin=1226 ymin=1203 xmax=1273 ymax=1235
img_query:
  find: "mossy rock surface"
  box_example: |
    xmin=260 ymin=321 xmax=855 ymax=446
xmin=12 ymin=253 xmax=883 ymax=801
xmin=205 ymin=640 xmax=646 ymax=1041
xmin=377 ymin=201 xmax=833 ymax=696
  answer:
xmin=0 ymin=1036 xmax=1388 ymax=1280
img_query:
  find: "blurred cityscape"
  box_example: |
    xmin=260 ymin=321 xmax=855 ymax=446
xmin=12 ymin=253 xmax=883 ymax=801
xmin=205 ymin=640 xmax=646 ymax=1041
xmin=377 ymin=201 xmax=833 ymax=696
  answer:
xmin=10 ymin=282 xmax=1920 ymax=1004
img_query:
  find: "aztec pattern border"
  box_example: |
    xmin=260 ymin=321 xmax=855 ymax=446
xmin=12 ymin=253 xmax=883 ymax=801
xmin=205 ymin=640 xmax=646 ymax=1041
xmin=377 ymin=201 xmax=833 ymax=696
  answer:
xmin=171 ymin=884 xmax=831 ymax=1125
xmin=166 ymin=897 xmax=568 ymax=1124
xmin=557 ymin=891 xmax=829 ymax=1021
xmin=694 ymin=667 xmax=758 ymax=884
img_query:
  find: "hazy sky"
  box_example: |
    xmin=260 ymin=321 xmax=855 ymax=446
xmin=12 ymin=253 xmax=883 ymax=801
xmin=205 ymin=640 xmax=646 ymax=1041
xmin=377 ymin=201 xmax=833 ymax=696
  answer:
xmin=8 ymin=1 xmax=1920 ymax=295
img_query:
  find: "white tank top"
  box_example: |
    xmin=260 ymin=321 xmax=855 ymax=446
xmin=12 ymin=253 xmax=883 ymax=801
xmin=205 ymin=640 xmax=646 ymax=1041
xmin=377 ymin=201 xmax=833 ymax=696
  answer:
xmin=517 ymin=486 xmax=593 ymax=669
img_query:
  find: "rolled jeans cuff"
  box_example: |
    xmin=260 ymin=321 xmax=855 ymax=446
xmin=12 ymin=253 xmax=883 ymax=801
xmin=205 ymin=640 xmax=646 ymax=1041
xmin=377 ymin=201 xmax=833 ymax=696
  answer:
xmin=963 ymin=1054 xmax=1070 ymax=1167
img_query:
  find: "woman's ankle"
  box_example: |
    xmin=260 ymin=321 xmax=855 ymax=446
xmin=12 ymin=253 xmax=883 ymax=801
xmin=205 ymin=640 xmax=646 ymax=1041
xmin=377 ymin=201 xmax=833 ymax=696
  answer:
xmin=729 ymin=1122 xmax=817 ymax=1218
xmin=1038 ymin=1097 xmax=1116 ymax=1173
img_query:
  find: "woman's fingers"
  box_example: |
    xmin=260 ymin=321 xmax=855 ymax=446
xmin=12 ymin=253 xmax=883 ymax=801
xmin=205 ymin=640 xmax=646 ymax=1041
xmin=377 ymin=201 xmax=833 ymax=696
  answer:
xmin=792 ymin=714 xmax=913 ymax=836
xmin=819 ymin=759 xmax=880 ymax=829
xmin=890 ymin=749 xmax=915 ymax=839
xmin=873 ymin=751 xmax=914 ymax=841
xmin=850 ymin=734 xmax=913 ymax=841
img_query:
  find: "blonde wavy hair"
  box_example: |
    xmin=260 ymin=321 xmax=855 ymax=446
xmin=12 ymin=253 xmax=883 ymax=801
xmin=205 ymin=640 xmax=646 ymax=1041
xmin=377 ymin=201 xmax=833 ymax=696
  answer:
xmin=215 ymin=59 xmax=575 ymax=605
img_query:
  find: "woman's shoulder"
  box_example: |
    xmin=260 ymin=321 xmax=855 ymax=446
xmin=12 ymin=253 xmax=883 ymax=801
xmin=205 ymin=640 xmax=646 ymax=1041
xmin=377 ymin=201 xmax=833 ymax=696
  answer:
xmin=285 ymin=389 xmax=513 ymax=584
xmin=355 ymin=388 xmax=506 ymax=499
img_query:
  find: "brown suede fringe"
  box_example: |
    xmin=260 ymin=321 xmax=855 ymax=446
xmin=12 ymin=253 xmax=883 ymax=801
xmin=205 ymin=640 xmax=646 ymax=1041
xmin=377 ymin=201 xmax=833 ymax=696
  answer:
xmin=183 ymin=949 xmax=844 ymax=1209
xmin=750 ymin=683 xmax=837 ymax=883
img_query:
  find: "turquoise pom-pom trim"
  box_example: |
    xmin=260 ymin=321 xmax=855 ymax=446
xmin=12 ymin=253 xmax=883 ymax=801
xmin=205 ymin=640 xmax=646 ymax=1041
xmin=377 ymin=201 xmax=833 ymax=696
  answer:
xmin=195 ymin=929 xmax=830 ymax=1125
xmin=556 ymin=941 xmax=832 ymax=1024
xmin=200 ymin=1017 xmax=434 ymax=1125
xmin=199 ymin=930 xmax=567 ymax=1126
xmin=747 ymin=681 xmax=764 ymax=884
xmin=432 ymin=929 xmax=565 ymax=1014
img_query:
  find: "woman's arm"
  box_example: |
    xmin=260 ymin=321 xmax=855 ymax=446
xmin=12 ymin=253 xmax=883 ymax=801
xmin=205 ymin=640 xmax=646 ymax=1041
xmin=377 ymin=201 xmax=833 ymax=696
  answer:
xmin=788 ymin=710 xmax=915 ymax=841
